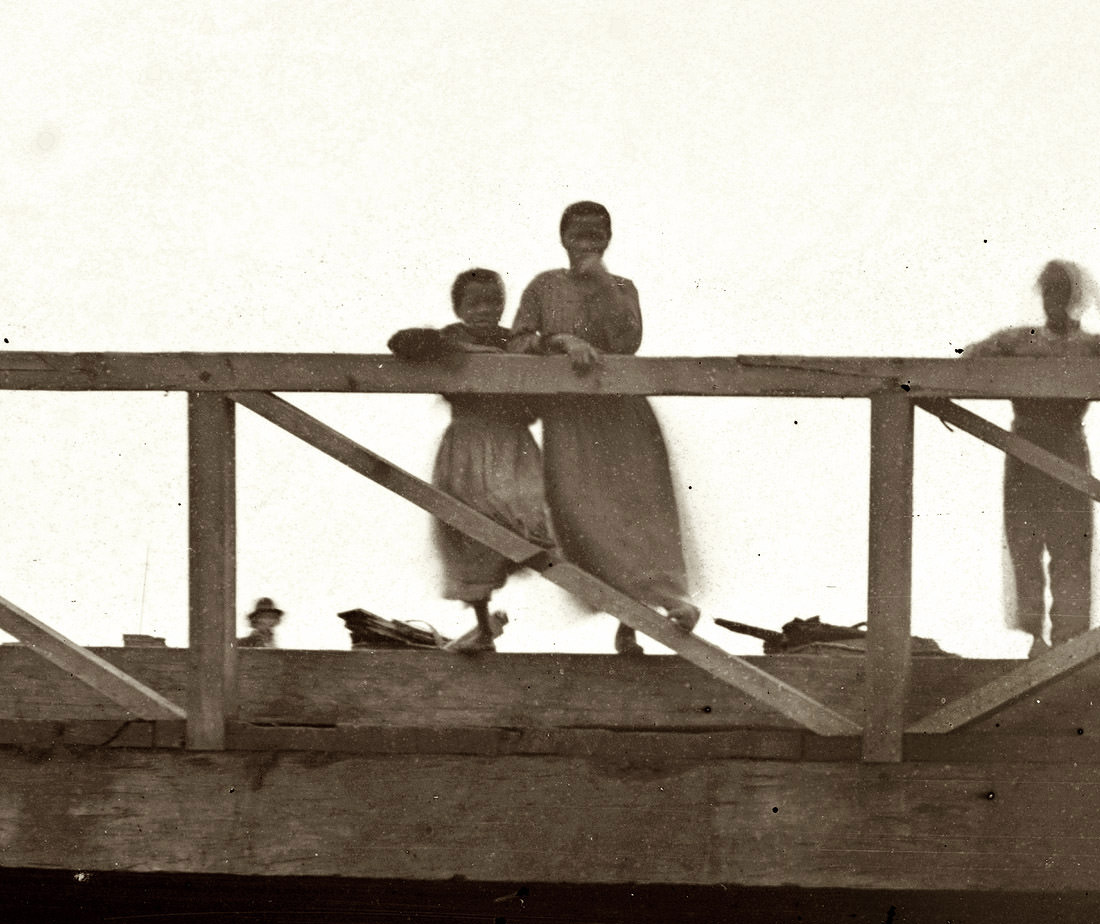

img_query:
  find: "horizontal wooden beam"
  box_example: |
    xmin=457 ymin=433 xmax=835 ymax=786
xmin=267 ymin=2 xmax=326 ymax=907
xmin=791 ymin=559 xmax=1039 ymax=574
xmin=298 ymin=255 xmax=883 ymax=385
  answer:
xmin=0 ymin=646 xmax=971 ymax=730
xmin=0 ymin=595 xmax=185 ymax=720
xmin=231 ymin=391 xmax=859 ymax=737
xmin=916 ymin=398 xmax=1100 ymax=501
xmin=7 ymin=745 xmax=1100 ymax=890
xmin=0 ymin=719 xmax=184 ymax=749
xmin=908 ymin=626 xmax=1100 ymax=733
xmin=1 ymin=351 xmax=1100 ymax=398
xmin=15 ymin=645 xmax=1100 ymax=742
xmin=7 ymin=718 xmax=1100 ymax=766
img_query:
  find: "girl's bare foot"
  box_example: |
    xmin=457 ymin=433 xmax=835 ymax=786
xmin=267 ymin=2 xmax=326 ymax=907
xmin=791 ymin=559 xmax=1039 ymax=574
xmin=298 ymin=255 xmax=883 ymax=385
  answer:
xmin=614 ymin=623 xmax=645 ymax=657
xmin=446 ymin=631 xmax=497 ymax=654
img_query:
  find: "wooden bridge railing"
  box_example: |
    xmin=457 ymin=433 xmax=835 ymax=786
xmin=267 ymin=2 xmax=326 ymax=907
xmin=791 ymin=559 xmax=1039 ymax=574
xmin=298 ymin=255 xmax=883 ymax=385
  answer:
xmin=4 ymin=351 xmax=1100 ymax=761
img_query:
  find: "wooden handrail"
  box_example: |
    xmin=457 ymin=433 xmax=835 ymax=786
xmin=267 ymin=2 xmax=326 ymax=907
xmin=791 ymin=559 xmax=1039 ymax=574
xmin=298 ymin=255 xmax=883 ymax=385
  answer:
xmin=2 ymin=352 xmax=1100 ymax=398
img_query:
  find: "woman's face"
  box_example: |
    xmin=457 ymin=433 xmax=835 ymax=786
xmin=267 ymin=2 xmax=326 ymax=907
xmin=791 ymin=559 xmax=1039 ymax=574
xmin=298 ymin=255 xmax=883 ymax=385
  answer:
xmin=456 ymin=280 xmax=504 ymax=331
xmin=562 ymin=215 xmax=611 ymax=262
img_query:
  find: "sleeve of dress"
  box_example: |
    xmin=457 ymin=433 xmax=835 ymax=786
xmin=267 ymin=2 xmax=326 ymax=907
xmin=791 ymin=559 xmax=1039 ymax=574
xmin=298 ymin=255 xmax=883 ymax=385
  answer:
xmin=962 ymin=330 xmax=1010 ymax=357
xmin=509 ymin=278 xmax=545 ymax=354
xmin=388 ymin=327 xmax=450 ymax=361
xmin=587 ymin=276 xmax=643 ymax=354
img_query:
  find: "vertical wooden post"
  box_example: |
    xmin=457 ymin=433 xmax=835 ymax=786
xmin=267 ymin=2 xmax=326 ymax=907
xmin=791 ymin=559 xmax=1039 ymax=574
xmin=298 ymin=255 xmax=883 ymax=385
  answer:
xmin=864 ymin=390 xmax=914 ymax=762
xmin=187 ymin=392 xmax=237 ymax=750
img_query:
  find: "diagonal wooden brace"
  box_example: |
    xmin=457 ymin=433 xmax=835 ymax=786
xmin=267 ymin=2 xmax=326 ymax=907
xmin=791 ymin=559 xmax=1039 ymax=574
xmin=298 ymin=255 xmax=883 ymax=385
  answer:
xmin=915 ymin=398 xmax=1100 ymax=501
xmin=908 ymin=625 xmax=1100 ymax=733
xmin=0 ymin=593 xmax=185 ymax=720
xmin=230 ymin=391 xmax=860 ymax=737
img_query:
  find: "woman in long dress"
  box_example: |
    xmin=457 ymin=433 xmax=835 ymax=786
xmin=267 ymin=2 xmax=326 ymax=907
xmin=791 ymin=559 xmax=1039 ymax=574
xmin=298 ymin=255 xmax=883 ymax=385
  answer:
xmin=389 ymin=268 xmax=551 ymax=651
xmin=510 ymin=202 xmax=699 ymax=655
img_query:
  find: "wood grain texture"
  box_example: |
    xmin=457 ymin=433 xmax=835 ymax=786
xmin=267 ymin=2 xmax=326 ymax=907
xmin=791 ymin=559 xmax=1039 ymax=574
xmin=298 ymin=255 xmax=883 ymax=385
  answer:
xmin=864 ymin=393 xmax=913 ymax=761
xmin=5 ymin=648 xmax=1100 ymax=742
xmin=3 ymin=745 xmax=1100 ymax=890
xmin=187 ymin=394 xmax=237 ymax=749
xmin=2 ymin=351 xmax=1100 ymax=398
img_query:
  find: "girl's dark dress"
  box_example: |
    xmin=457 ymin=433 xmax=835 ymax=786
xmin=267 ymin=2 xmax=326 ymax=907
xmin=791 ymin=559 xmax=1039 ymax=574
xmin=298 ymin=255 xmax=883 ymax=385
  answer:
xmin=390 ymin=323 xmax=551 ymax=602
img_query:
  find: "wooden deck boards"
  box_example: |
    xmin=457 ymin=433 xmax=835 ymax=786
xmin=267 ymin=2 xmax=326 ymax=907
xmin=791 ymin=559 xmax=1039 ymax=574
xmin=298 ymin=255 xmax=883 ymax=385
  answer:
xmin=5 ymin=647 xmax=1100 ymax=889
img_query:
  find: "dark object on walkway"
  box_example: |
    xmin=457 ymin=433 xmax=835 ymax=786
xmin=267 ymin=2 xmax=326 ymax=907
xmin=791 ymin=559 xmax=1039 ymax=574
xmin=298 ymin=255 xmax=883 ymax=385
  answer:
xmin=122 ymin=634 xmax=167 ymax=647
xmin=716 ymin=616 xmax=866 ymax=654
xmin=339 ymin=608 xmax=449 ymax=650
xmin=716 ymin=616 xmax=949 ymax=656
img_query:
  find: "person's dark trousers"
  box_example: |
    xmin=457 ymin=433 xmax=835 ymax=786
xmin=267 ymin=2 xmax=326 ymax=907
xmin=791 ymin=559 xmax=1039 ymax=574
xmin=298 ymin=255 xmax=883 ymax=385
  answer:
xmin=1004 ymin=435 xmax=1092 ymax=645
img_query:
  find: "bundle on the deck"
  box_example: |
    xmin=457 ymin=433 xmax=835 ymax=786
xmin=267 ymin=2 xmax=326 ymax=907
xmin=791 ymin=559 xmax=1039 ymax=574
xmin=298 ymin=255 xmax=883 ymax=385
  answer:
xmin=715 ymin=616 xmax=948 ymax=655
xmin=338 ymin=608 xmax=449 ymax=650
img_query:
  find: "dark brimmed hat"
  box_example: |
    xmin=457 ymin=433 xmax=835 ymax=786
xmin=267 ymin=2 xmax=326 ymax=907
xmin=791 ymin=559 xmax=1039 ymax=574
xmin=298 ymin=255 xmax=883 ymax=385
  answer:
xmin=247 ymin=597 xmax=284 ymax=621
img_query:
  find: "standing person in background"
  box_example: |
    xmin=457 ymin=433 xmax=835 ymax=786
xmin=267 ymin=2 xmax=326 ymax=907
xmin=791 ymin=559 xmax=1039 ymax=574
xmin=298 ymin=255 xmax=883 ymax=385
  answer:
xmin=389 ymin=268 xmax=552 ymax=652
xmin=966 ymin=259 xmax=1100 ymax=657
xmin=510 ymin=201 xmax=699 ymax=655
xmin=237 ymin=597 xmax=283 ymax=648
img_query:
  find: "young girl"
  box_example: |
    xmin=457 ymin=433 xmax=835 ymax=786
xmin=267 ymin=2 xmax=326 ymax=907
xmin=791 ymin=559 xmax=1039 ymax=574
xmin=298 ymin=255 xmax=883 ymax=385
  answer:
xmin=509 ymin=202 xmax=700 ymax=655
xmin=389 ymin=268 xmax=552 ymax=652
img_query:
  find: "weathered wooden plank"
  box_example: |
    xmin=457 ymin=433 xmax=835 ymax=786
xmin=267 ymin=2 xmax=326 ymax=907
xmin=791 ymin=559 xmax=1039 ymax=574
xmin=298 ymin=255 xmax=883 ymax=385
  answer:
xmin=903 ymin=731 xmax=1100 ymax=763
xmin=0 ymin=596 xmax=184 ymax=720
xmin=231 ymin=391 xmax=859 ymax=737
xmin=7 ymin=647 xmax=1100 ymax=761
xmin=0 ymin=647 xmax=878 ymax=727
xmin=20 ymin=646 xmax=1100 ymax=742
xmin=908 ymin=626 xmax=1100 ymax=734
xmin=0 ymin=718 xmax=805 ymax=759
xmin=5 ymin=746 xmax=1100 ymax=890
xmin=863 ymin=392 xmax=914 ymax=762
xmin=9 ymin=716 xmax=1100 ymax=764
xmin=226 ymin=723 xmax=808 ymax=760
xmin=187 ymin=393 xmax=237 ymax=749
xmin=3 ymin=351 xmax=1100 ymax=398
xmin=0 ymin=719 xmax=62 ymax=746
xmin=917 ymin=397 xmax=1100 ymax=501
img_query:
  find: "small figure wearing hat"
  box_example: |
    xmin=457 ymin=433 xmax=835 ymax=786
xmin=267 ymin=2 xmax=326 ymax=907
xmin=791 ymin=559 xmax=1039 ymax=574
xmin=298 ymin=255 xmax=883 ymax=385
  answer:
xmin=238 ymin=597 xmax=284 ymax=649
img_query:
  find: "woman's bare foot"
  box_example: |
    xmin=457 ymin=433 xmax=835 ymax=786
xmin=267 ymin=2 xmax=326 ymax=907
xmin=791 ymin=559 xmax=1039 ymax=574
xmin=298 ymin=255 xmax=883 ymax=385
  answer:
xmin=667 ymin=603 xmax=701 ymax=632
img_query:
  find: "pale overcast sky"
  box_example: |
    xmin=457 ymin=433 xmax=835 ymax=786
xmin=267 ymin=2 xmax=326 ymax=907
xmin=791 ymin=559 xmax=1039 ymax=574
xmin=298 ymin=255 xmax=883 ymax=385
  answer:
xmin=3 ymin=1 xmax=1100 ymax=655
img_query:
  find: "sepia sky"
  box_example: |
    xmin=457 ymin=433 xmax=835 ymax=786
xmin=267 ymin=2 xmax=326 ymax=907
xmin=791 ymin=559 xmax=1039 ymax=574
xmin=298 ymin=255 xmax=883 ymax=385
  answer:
xmin=4 ymin=1 xmax=1100 ymax=656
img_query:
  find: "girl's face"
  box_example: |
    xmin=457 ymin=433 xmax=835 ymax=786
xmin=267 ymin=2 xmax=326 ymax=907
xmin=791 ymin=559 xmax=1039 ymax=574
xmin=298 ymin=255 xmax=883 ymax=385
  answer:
xmin=456 ymin=280 xmax=504 ymax=331
xmin=562 ymin=215 xmax=610 ymax=263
